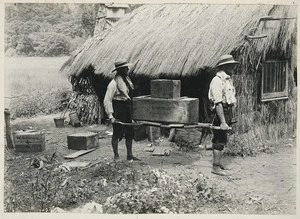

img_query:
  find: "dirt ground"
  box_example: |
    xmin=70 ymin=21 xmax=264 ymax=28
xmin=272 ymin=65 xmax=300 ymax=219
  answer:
xmin=4 ymin=114 xmax=297 ymax=214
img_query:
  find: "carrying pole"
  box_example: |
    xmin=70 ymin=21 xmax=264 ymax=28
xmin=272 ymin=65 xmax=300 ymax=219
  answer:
xmin=114 ymin=121 xmax=232 ymax=130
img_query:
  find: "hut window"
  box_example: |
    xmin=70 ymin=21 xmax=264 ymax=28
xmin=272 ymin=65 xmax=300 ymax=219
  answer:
xmin=261 ymin=60 xmax=288 ymax=102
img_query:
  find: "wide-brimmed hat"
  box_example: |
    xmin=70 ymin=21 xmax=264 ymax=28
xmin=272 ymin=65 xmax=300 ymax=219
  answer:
xmin=216 ymin=55 xmax=239 ymax=67
xmin=112 ymin=59 xmax=132 ymax=72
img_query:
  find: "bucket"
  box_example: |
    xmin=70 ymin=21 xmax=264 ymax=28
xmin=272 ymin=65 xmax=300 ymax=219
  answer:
xmin=54 ymin=118 xmax=65 ymax=128
xmin=69 ymin=112 xmax=81 ymax=127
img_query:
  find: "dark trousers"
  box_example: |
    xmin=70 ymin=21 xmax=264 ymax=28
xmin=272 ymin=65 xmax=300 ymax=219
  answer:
xmin=112 ymin=100 xmax=134 ymax=140
xmin=212 ymin=105 xmax=233 ymax=151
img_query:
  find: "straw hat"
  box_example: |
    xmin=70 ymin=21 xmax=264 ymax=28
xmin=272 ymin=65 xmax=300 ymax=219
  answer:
xmin=216 ymin=55 xmax=239 ymax=67
xmin=112 ymin=59 xmax=132 ymax=72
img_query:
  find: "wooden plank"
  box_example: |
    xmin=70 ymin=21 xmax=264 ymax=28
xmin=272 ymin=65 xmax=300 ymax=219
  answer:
xmin=261 ymin=91 xmax=288 ymax=100
xmin=267 ymin=62 xmax=272 ymax=93
xmin=274 ymin=61 xmax=278 ymax=92
xmin=64 ymin=148 xmax=97 ymax=159
xmin=152 ymin=147 xmax=171 ymax=156
xmin=132 ymin=96 xmax=199 ymax=124
xmin=285 ymin=61 xmax=288 ymax=92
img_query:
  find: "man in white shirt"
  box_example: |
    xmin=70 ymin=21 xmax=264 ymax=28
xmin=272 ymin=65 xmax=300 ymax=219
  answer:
xmin=104 ymin=59 xmax=140 ymax=161
xmin=208 ymin=55 xmax=239 ymax=176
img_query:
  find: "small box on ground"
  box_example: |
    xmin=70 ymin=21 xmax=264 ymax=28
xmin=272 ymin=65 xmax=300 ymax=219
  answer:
xmin=13 ymin=130 xmax=45 ymax=152
xmin=67 ymin=133 xmax=99 ymax=150
xmin=151 ymin=79 xmax=181 ymax=99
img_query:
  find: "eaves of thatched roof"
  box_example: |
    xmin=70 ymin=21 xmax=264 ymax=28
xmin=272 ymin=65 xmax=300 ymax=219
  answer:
xmin=61 ymin=4 xmax=297 ymax=78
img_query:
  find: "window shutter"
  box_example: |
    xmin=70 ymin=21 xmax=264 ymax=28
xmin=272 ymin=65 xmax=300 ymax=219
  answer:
xmin=261 ymin=60 xmax=288 ymax=102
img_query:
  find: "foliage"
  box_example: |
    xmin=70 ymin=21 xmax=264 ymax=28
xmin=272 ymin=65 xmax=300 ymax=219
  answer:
xmin=223 ymin=131 xmax=275 ymax=157
xmin=45 ymin=34 xmax=71 ymax=56
xmin=5 ymin=3 xmax=99 ymax=57
xmin=15 ymin=35 xmax=35 ymax=55
xmin=5 ymin=167 xmax=64 ymax=212
xmin=81 ymin=8 xmax=97 ymax=37
xmin=67 ymin=92 xmax=100 ymax=124
xmin=103 ymin=168 xmax=231 ymax=214
xmin=4 ymin=160 xmax=231 ymax=213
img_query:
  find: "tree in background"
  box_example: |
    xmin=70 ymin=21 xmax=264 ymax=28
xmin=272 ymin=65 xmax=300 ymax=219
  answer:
xmin=45 ymin=33 xmax=70 ymax=56
xmin=82 ymin=9 xmax=96 ymax=37
xmin=5 ymin=3 xmax=139 ymax=57
xmin=80 ymin=4 xmax=101 ymax=37
xmin=4 ymin=3 xmax=96 ymax=57
xmin=16 ymin=35 xmax=35 ymax=55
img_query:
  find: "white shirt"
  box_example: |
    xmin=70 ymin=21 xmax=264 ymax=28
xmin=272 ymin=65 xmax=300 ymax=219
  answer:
xmin=103 ymin=75 xmax=134 ymax=119
xmin=208 ymin=70 xmax=236 ymax=107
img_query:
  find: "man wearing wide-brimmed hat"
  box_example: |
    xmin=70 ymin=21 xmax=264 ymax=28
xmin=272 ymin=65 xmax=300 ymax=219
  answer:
xmin=104 ymin=59 xmax=140 ymax=161
xmin=208 ymin=55 xmax=239 ymax=176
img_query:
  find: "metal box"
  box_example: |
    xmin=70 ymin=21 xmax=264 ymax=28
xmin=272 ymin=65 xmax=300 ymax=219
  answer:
xmin=132 ymin=96 xmax=199 ymax=124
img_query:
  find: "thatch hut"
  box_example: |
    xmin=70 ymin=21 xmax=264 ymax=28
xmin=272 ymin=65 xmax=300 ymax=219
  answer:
xmin=61 ymin=4 xmax=297 ymax=141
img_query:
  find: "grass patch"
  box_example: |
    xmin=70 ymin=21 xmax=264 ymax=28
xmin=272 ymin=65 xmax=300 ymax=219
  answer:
xmin=5 ymin=57 xmax=72 ymax=118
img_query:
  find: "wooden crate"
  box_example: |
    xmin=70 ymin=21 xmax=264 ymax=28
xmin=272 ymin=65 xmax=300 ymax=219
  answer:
xmin=132 ymin=96 xmax=199 ymax=124
xmin=151 ymin=79 xmax=181 ymax=99
xmin=67 ymin=133 xmax=99 ymax=150
xmin=13 ymin=130 xmax=45 ymax=152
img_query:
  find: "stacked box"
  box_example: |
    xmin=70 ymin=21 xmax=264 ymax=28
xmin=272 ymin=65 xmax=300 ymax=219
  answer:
xmin=151 ymin=79 xmax=181 ymax=99
xmin=67 ymin=133 xmax=99 ymax=150
xmin=134 ymin=79 xmax=199 ymax=142
xmin=132 ymin=96 xmax=199 ymax=124
xmin=13 ymin=130 xmax=45 ymax=152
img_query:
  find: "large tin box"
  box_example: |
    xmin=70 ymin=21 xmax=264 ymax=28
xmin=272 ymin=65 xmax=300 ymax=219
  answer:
xmin=132 ymin=96 xmax=199 ymax=124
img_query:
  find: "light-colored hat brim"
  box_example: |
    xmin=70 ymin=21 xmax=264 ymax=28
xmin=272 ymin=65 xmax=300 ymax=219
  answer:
xmin=112 ymin=63 xmax=132 ymax=72
xmin=217 ymin=60 xmax=239 ymax=67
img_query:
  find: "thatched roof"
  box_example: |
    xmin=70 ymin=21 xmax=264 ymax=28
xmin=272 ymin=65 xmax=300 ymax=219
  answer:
xmin=61 ymin=4 xmax=297 ymax=78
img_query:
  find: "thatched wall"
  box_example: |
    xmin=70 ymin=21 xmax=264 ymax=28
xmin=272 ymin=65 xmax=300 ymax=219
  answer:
xmin=61 ymin=4 xmax=296 ymax=77
xmin=61 ymin=4 xmax=297 ymax=140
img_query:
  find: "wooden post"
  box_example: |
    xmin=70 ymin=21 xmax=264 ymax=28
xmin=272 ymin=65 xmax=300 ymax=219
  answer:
xmin=98 ymin=102 xmax=105 ymax=124
xmin=4 ymin=108 xmax=14 ymax=149
xmin=168 ymin=128 xmax=176 ymax=142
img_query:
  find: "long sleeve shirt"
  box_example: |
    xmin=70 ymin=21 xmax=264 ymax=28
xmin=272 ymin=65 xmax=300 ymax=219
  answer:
xmin=103 ymin=75 xmax=134 ymax=119
xmin=208 ymin=70 xmax=236 ymax=108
